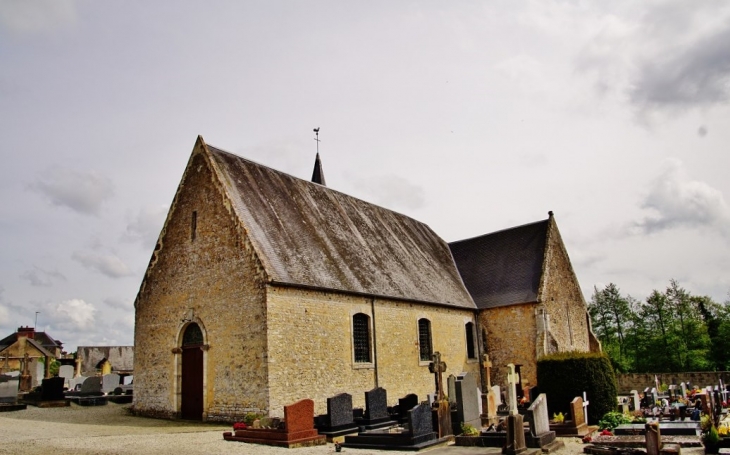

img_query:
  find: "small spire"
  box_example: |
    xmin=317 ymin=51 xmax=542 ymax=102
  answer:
xmin=548 ymin=211 xmax=554 ymax=218
xmin=312 ymin=153 xmax=326 ymax=186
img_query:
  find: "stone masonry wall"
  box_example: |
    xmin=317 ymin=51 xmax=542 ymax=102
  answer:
xmin=480 ymin=304 xmax=537 ymax=389
xmin=134 ymin=146 xmax=269 ymax=421
xmin=266 ymin=286 xmax=480 ymax=416
xmin=616 ymin=372 xmax=730 ymax=393
xmin=540 ymin=218 xmax=591 ymax=353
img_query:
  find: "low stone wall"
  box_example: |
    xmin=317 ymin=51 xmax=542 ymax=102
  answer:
xmin=616 ymin=372 xmax=730 ymax=393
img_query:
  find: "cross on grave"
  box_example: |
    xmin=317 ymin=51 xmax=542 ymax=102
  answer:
xmin=429 ymin=352 xmax=447 ymax=401
xmin=721 ymin=380 xmax=728 ymax=404
xmin=582 ymin=392 xmax=590 ymax=423
xmin=507 ymin=363 xmax=519 ymax=416
xmin=482 ymin=354 xmax=493 ymax=389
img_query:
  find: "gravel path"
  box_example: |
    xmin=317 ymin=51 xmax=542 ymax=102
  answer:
xmin=0 ymin=403 xmax=701 ymax=455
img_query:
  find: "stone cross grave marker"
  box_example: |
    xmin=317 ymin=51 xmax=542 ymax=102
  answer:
xmin=582 ymin=392 xmax=590 ymax=423
xmin=507 ymin=363 xmax=519 ymax=415
xmin=456 ymin=372 xmax=481 ymax=428
xmin=428 ymin=352 xmax=447 ymax=401
xmin=482 ymin=354 xmax=492 ymax=389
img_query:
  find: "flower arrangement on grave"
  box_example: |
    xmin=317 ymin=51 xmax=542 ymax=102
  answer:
xmin=598 ymin=411 xmax=632 ymax=431
xmin=600 ymin=429 xmax=613 ymax=436
xmin=460 ymin=423 xmax=479 ymax=436
xmin=551 ymin=412 xmax=564 ymax=423
xmin=233 ymin=422 xmax=247 ymax=431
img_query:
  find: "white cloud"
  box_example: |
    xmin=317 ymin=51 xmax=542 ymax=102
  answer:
xmin=51 ymin=298 xmax=96 ymax=331
xmin=122 ymin=205 xmax=168 ymax=248
xmin=30 ymin=168 xmax=114 ymax=216
xmin=636 ymin=159 xmax=730 ymax=236
xmin=103 ymin=297 xmax=132 ymax=311
xmin=72 ymin=251 xmax=134 ymax=278
xmin=0 ymin=0 xmax=77 ymax=34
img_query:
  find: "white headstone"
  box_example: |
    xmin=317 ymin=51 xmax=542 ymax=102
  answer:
xmin=34 ymin=360 xmax=44 ymax=387
xmin=58 ymin=365 xmax=74 ymax=387
xmin=102 ymin=373 xmax=120 ymax=394
xmin=123 ymin=375 xmax=133 ymax=385
xmin=477 ymin=387 xmax=483 ymax=415
xmin=70 ymin=376 xmax=87 ymax=391
xmin=0 ymin=374 xmax=20 ymax=403
xmin=527 ymin=393 xmax=550 ymax=436
xmin=631 ymin=390 xmax=640 ymax=411
xmin=492 ymin=385 xmax=502 ymax=406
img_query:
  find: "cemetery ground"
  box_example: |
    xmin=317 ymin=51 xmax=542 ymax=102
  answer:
xmin=0 ymin=402 xmax=624 ymax=455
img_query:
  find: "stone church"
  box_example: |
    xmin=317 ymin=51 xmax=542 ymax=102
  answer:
xmin=133 ymin=136 xmax=598 ymax=421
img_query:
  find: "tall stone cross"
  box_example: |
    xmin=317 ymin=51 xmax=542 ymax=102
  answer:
xmin=721 ymin=380 xmax=728 ymax=404
xmin=429 ymin=351 xmax=447 ymax=401
xmin=507 ymin=363 xmax=519 ymax=415
xmin=582 ymin=391 xmax=590 ymax=422
xmin=482 ymin=354 xmax=493 ymax=390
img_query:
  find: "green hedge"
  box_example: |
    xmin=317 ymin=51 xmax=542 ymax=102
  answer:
xmin=536 ymin=351 xmax=617 ymax=425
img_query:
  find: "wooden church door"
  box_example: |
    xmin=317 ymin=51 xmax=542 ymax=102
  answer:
xmin=180 ymin=323 xmax=204 ymax=420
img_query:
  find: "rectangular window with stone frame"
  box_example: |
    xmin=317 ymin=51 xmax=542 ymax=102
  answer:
xmin=352 ymin=313 xmax=371 ymax=363
xmin=418 ymin=318 xmax=433 ymax=362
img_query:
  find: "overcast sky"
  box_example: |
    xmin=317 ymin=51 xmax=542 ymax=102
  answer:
xmin=2 ymin=1 xmax=730 ymax=352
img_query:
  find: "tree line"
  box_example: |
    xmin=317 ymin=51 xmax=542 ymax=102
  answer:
xmin=588 ymin=280 xmax=730 ymax=373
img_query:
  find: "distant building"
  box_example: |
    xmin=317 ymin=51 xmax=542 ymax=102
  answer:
xmin=0 ymin=326 xmax=63 ymax=384
xmin=76 ymin=346 xmax=134 ymax=376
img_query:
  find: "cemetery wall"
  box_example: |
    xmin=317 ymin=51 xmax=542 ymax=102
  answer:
xmin=616 ymin=372 xmax=730 ymax=393
xmin=480 ymin=303 xmax=537 ymax=389
xmin=134 ymin=148 xmax=270 ymax=420
xmin=540 ymin=218 xmax=593 ymax=354
xmin=77 ymin=346 xmax=134 ymax=375
xmin=266 ymin=285 xmax=480 ymax=416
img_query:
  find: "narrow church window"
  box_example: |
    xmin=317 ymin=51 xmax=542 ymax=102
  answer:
xmin=465 ymin=322 xmax=476 ymax=359
xmin=482 ymin=328 xmax=489 ymax=353
xmin=352 ymin=313 xmax=371 ymax=363
xmin=182 ymin=323 xmax=203 ymax=346
xmin=191 ymin=211 xmax=197 ymax=241
xmin=418 ymin=318 xmax=432 ymax=362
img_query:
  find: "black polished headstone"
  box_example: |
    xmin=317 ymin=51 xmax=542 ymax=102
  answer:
xmin=328 ymin=393 xmax=354 ymax=428
xmin=41 ymin=377 xmax=65 ymax=401
xmin=365 ymin=387 xmax=388 ymax=421
xmin=398 ymin=394 xmax=419 ymax=422
xmin=409 ymin=403 xmax=433 ymax=437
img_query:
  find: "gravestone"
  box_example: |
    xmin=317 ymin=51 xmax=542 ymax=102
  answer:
xmin=80 ymin=376 xmax=103 ymax=396
xmin=680 ymin=382 xmax=687 ymax=399
xmin=41 ymin=376 xmax=65 ymax=401
xmin=34 ymin=359 xmax=44 ymax=387
xmin=123 ymin=375 xmax=133 ymax=385
xmin=342 ymin=403 xmax=444 ymax=450
xmin=504 ymin=413 xmax=527 ymax=455
xmin=364 ymin=387 xmax=388 ymax=421
xmin=69 ymin=376 xmax=87 ymax=391
xmin=477 ymin=387 xmax=483 ymax=415
xmin=525 ymin=393 xmax=556 ymax=448
xmin=492 ymin=385 xmax=502 ymax=406
xmin=102 ymin=373 xmax=120 ymax=394
xmin=631 ymin=390 xmax=641 ymax=411
xmin=58 ymin=365 xmax=74 ymax=387
xmin=447 ymin=375 xmax=457 ymax=405
xmin=327 ymin=393 xmax=355 ymax=429
xmin=397 ymin=393 xmax=419 ymax=423
xmin=0 ymin=374 xmax=20 ymax=403
xmin=455 ymin=372 xmax=481 ymax=429
xmin=224 ymin=399 xmax=326 ymax=448
xmin=650 ymin=388 xmax=659 ymax=406
xmin=507 ymin=363 xmax=519 ymax=415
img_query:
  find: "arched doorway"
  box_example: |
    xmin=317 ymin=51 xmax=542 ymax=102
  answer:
xmin=180 ymin=323 xmax=204 ymax=420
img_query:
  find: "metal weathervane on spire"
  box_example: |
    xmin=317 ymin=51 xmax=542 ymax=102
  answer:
xmin=313 ymin=127 xmax=320 ymax=154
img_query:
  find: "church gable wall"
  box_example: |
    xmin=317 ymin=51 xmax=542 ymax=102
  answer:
xmin=134 ymin=151 xmax=268 ymax=420
xmin=540 ymin=222 xmax=591 ymax=354
xmin=265 ymin=286 xmax=479 ymax=416
xmin=479 ymin=304 xmax=537 ymax=390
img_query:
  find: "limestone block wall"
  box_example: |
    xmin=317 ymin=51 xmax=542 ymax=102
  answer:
xmin=540 ymin=220 xmax=591 ymax=353
xmin=479 ymin=304 xmax=537 ymax=389
xmin=134 ymin=150 xmax=269 ymax=421
xmin=77 ymin=346 xmax=134 ymax=375
xmin=266 ymin=286 xmax=480 ymax=416
xmin=616 ymin=372 xmax=730 ymax=393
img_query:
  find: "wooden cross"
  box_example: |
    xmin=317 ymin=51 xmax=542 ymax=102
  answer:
xmin=429 ymin=351 xmax=447 ymax=401
xmin=482 ymin=354 xmax=493 ymax=390
xmin=506 ymin=363 xmax=519 ymax=415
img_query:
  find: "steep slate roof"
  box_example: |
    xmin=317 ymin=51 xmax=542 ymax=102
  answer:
xmin=449 ymin=219 xmax=549 ymax=309
xmin=203 ymin=141 xmax=475 ymax=309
